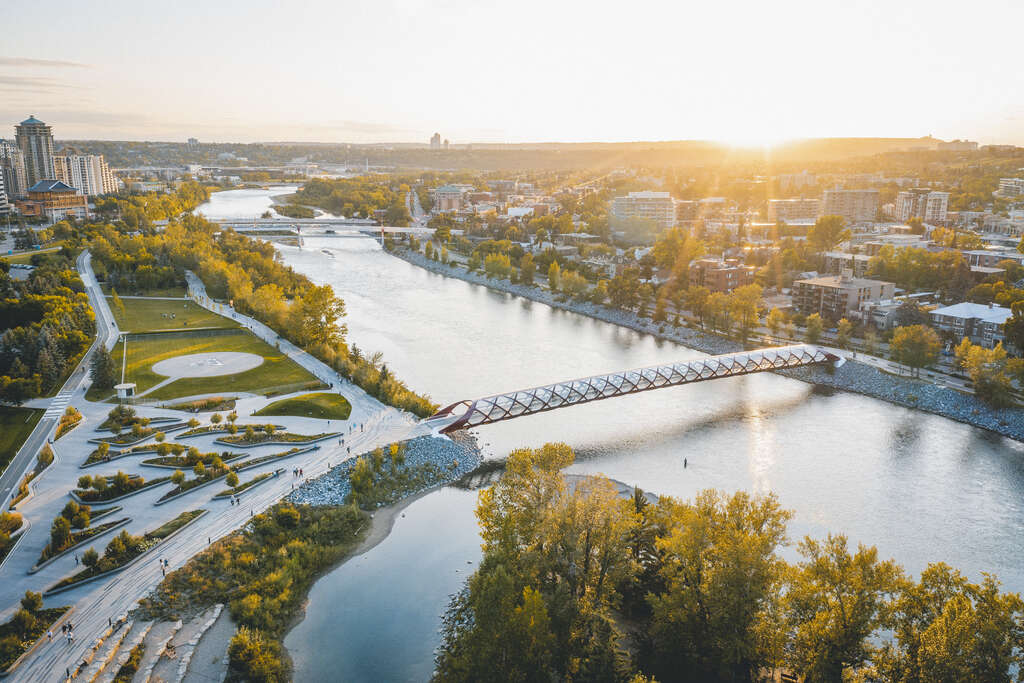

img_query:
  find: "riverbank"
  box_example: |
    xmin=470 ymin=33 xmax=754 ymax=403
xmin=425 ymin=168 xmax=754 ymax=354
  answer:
xmin=391 ymin=246 xmax=1024 ymax=442
xmin=287 ymin=431 xmax=482 ymax=506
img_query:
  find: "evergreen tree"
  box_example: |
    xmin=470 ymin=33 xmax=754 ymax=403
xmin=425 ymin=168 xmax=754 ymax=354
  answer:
xmin=90 ymin=346 xmax=117 ymax=390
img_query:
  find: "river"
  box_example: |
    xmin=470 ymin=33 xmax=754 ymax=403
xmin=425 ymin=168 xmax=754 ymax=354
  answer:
xmin=197 ymin=191 xmax=1024 ymax=681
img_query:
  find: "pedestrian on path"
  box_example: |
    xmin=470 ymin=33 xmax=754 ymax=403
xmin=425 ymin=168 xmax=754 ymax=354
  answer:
xmin=74 ymin=553 xmax=78 ymax=565
xmin=47 ymin=630 xmax=52 ymax=642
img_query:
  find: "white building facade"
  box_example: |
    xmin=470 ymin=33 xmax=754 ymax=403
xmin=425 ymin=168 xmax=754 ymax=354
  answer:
xmin=611 ymin=191 xmax=676 ymax=229
xmin=895 ymin=189 xmax=949 ymax=223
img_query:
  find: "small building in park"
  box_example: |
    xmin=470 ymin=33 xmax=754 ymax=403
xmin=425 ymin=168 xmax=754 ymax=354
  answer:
xmin=115 ymin=383 xmax=136 ymax=400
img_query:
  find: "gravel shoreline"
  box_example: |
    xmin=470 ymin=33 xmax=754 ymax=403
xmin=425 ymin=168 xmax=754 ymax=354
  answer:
xmin=392 ymin=247 xmax=1024 ymax=442
xmin=287 ymin=432 xmax=482 ymax=506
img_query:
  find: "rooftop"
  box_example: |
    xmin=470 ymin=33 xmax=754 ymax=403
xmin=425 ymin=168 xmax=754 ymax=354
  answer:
xmin=624 ymin=191 xmax=671 ymax=199
xmin=795 ymin=274 xmax=891 ymax=289
xmin=27 ymin=179 xmax=77 ymax=193
xmin=931 ymin=302 xmax=1012 ymax=324
xmin=19 ymin=115 xmax=46 ymax=126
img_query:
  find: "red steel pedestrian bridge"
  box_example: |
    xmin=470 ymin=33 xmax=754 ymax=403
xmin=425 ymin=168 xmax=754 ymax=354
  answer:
xmin=425 ymin=344 xmax=841 ymax=434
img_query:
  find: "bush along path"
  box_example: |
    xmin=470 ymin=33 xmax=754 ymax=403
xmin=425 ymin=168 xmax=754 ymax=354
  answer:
xmin=45 ymin=510 xmax=207 ymax=596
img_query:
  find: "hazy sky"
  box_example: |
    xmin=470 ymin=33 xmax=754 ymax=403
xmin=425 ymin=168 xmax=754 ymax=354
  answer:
xmin=3 ymin=0 xmax=1022 ymax=145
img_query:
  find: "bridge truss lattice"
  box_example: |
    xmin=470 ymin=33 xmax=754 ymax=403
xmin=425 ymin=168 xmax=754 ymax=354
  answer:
xmin=429 ymin=345 xmax=838 ymax=434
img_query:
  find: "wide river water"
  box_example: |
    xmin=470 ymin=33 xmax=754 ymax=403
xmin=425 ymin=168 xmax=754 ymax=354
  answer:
xmin=197 ymin=191 xmax=1024 ymax=681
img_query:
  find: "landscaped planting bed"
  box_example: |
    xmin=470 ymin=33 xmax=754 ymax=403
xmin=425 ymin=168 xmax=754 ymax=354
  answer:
xmin=73 ymin=472 xmax=170 ymax=503
xmin=141 ymin=450 xmax=244 ymax=469
xmin=46 ymin=510 xmax=205 ymax=594
xmin=214 ymin=472 xmax=276 ymax=498
xmin=0 ymin=604 xmax=71 ymax=672
xmin=36 ymin=517 xmax=131 ymax=567
xmin=217 ymin=431 xmax=337 ymax=447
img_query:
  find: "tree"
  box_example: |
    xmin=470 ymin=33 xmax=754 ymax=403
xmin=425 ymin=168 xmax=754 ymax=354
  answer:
xmin=786 ymin=534 xmax=903 ymax=682
xmin=110 ymin=288 xmax=126 ymax=317
xmin=154 ymin=431 xmax=165 ymax=443
xmin=483 ymin=253 xmax=512 ymax=280
xmin=20 ymin=591 xmax=42 ymax=613
xmin=97 ymin=442 xmax=109 ymax=459
xmin=647 ymin=490 xmax=792 ymax=681
xmin=211 ymin=413 xmax=222 ymax=424
xmin=890 ymin=325 xmax=941 ymax=376
xmin=687 ymin=286 xmax=710 ymax=328
xmin=872 ymin=563 xmax=1024 ymax=683
xmin=964 ymin=342 xmax=1013 ymax=406
xmin=728 ymin=284 xmax=763 ymax=342
xmin=171 ymin=470 xmax=186 ymax=486
xmin=706 ymin=292 xmax=731 ymax=333
xmin=519 ymin=253 xmax=535 ymax=285
xmin=82 ymin=547 xmax=99 ymax=568
xmin=288 ymin=284 xmax=347 ymax=348
xmin=808 ymin=215 xmax=851 ymax=254
xmin=194 ymin=461 xmax=206 ymax=478
xmin=767 ymin=307 xmax=787 ymax=340
xmin=50 ymin=516 xmax=71 ymax=551
xmin=835 ymin=318 xmax=853 ymax=350
xmin=228 ymin=627 xmax=287 ymax=682
xmin=11 ymin=609 xmax=35 ymax=637
xmin=226 ymin=471 xmax=240 ymax=488
xmin=90 ymin=346 xmax=117 ymax=391
xmin=953 ymin=336 xmax=973 ymax=372
xmin=864 ymin=328 xmax=879 ymax=356
xmin=805 ymin=313 xmax=824 ymax=344
xmin=1003 ymin=301 xmax=1024 ymax=351
xmin=547 ymin=261 xmax=560 ymax=291
xmin=560 ymin=270 xmax=588 ymax=299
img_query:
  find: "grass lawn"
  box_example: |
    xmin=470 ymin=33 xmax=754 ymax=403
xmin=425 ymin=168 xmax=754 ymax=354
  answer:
xmin=98 ymin=329 xmax=322 ymax=401
xmin=253 ymin=392 xmax=352 ymax=420
xmin=101 ymin=283 xmax=188 ymax=298
xmin=0 ymin=241 xmax=67 ymax=265
xmin=0 ymin=406 xmax=44 ymax=475
xmin=108 ymin=297 xmax=238 ymax=333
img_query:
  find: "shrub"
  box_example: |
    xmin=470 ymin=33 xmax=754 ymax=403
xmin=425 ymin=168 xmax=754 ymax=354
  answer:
xmin=228 ymin=627 xmax=286 ymax=682
xmin=20 ymin=591 xmax=42 ymax=612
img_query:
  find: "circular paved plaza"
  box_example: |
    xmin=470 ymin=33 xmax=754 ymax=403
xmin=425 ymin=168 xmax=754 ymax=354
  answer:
xmin=151 ymin=352 xmax=264 ymax=378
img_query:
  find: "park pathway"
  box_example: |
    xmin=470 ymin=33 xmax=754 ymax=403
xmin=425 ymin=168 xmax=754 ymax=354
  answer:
xmin=6 ymin=266 xmax=427 ymax=681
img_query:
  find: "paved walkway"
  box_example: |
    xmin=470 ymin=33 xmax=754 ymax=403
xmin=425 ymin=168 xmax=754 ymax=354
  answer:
xmin=0 ymin=251 xmax=119 ymax=511
xmin=3 ymin=265 xmax=429 ymax=681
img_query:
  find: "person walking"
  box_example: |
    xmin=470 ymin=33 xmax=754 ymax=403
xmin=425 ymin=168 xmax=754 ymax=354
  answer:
xmin=47 ymin=630 xmax=52 ymax=642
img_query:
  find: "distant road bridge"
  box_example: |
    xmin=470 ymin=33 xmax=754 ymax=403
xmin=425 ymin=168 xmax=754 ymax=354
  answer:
xmin=202 ymin=217 xmax=435 ymax=238
xmin=426 ymin=345 xmax=841 ymax=434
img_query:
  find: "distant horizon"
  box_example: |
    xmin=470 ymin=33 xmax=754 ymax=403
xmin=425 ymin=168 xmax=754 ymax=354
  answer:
xmin=5 ymin=0 xmax=1023 ymax=145
xmin=38 ymin=133 xmax=1000 ymax=149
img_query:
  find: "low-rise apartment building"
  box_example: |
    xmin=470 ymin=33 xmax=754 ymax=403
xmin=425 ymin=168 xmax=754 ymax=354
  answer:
xmin=823 ymin=251 xmax=873 ymax=277
xmin=688 ymin=258 xmax=756 ymax=293
xmin=767 ymin=198 xmax=821 ymax=223
xmin=930 ymin=302 xmax=1011 ymax=348
xmin=821 ymin=189 xmax=879 ymax=224
xmin=792 ymin=274 xmax=894 ymax=320
xmin=15 ymin=179 xmax=89 ymax=222
xmin=611 ymin=191 xmax=675 ymax=229
xmin=997 ymin=178 xmax=1024 ymax=197
xmin=431 ymin=184 xmax=471 ymax=213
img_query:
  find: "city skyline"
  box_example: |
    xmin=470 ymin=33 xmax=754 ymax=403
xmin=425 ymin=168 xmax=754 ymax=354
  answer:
xmin=2 ymin=0 xmax=1024 ymax=145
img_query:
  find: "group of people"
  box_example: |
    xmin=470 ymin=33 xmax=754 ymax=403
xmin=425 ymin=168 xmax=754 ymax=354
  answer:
xmin=48 ymin=620 xmax=76 ymax=645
